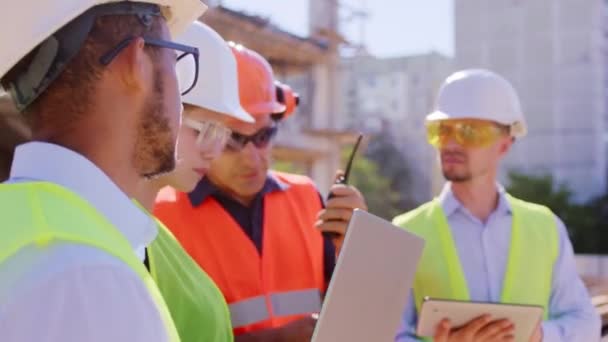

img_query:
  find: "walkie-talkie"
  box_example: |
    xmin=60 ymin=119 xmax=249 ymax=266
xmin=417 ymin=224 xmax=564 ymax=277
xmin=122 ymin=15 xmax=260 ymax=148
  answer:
xmin=324 ymin=134 xmax=364 ymax=238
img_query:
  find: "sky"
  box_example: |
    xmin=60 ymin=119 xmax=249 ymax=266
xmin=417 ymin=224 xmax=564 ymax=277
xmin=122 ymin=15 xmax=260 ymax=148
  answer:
xmin=221 ymin=0 xmax=454 ymax=58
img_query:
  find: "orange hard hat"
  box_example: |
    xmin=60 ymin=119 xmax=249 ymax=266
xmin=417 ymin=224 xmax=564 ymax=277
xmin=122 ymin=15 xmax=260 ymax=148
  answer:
xmin=229 ymin=42 xmax=286 ymax=116
xmin=274 ymin=81 xmax=300 ymax=120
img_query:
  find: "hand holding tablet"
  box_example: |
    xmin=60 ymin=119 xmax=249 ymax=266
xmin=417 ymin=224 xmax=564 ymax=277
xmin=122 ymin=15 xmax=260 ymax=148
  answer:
xmin=417 ymin=298 xmax=543 ymax=342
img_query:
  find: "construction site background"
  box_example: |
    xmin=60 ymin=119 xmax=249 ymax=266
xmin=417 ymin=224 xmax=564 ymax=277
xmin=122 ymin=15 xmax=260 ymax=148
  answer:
xmin=1 ymin=0 xmax=608 ymax=335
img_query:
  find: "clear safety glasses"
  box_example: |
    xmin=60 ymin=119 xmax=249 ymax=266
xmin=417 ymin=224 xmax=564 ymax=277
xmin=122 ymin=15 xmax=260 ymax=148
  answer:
xmin=182 ymin=117 xmax=232 ymax=150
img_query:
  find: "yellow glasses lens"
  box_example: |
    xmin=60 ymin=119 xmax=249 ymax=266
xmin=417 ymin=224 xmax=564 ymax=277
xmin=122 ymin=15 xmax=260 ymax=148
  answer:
xmin=426 ymin=119 xmax=506 ymax=148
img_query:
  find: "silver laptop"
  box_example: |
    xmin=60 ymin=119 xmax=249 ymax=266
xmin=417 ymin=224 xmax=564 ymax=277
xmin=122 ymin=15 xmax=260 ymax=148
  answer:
xmin=312 ymin=209 xmax=425 ymax=342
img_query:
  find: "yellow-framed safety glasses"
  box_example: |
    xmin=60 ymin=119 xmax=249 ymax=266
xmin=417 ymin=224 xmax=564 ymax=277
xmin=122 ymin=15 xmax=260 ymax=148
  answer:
xmin=426 ymin=119 xmax=510 ymax=148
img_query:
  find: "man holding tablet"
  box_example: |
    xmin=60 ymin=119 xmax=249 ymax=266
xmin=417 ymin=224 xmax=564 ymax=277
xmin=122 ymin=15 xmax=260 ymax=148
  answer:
xmin=393 ymin=69 xmax=600 ymax=341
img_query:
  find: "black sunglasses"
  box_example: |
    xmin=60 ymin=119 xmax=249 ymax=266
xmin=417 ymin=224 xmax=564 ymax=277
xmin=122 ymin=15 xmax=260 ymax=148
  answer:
xmin=226 ymin=125 xmax=278 ymax=151
xmin=99 ymin=36 xmax=199 ymax=95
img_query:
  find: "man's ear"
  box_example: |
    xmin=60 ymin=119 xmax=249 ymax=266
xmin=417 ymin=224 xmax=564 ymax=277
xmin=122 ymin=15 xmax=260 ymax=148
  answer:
xmin=111 ymin=37 xmax=153 ymax=96
xmin=498 ymin=136 xmax=513 ymax=156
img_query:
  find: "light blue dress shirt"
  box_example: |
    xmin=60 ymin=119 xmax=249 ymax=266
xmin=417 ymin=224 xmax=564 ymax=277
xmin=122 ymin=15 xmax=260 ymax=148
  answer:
xmin=395 ymin=183 xmax=600 ymax=342
xmin=0 ymin=142 xmax=168 ymax=342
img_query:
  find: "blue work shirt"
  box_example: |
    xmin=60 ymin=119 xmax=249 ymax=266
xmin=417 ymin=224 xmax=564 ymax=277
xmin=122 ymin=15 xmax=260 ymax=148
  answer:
xmin=395 ymin=183 xmax=601 ymax=342
xmin=188 ymin=174 xmax=336 ymax=284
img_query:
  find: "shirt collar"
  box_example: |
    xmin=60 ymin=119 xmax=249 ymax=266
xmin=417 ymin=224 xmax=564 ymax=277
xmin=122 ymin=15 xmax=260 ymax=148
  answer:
xmin=437 ymin=182 xmax=512 ymax=217
xmin=8 ymin=142 xmax=157 ymax=256
xmin=188 ymin=172 xmax=289 ymax=207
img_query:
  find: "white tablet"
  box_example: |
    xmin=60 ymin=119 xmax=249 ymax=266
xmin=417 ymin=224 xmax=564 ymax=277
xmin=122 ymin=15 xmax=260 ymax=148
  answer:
xmin=417 ymin=298 xmax=543 ymax=342
xmin=312 ymin=210 xmax=425 ymax=342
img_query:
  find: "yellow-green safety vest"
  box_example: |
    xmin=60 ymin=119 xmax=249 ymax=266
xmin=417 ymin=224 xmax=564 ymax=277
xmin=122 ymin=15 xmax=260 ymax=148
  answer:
xmin=148 ymin=219 xmax=234 ymax=342
xmin=393 ymin=194 xmax=558 ymax=340
xmin=0 ymin=181 xmax=180 ymax=342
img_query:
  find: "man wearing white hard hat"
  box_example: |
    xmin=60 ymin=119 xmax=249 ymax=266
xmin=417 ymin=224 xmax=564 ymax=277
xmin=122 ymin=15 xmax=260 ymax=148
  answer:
xmin=394 ymin=69 xmax=599 ymax=341
xmin=0 ymin=1 xmax=206 ymax=341
xmin=136 ymin=21 xmax=254 ymax=342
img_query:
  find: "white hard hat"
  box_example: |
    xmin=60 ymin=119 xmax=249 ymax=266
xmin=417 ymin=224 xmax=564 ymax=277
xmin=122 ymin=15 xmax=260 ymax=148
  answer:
xmin=0 ymin=0 xmax=207 ymax=110
xmin=427 ymin=69 xmax=527 ymax=138
xmin=176 ymin=22 xmax=254 ymax=123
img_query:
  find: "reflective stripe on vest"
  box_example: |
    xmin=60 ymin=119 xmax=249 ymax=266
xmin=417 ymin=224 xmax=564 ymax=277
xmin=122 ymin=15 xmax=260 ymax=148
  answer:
xmin=154 ymin=172 xmax=326 ymax=335
xmin=393 ymin=194 xmax=558 ymax=323
xmin=0 ymin=182 xmax=180 ymax=342
xmin=229 ymin=295 xmax=269 ymax=329
xmin=229 ymin=289 xmax=322 ymax=329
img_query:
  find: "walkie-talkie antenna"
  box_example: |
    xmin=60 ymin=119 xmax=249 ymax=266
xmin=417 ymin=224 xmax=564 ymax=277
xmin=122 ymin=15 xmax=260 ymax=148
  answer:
xmin=323 ymin=133 xmax=365 ymax=239
xmin=342 ymin=134 xmax=364 ymax=183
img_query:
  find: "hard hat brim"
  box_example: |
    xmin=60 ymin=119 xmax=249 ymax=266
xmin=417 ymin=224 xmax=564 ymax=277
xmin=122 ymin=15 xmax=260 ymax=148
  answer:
xmin=425 ymin=110 xmax=450 ymax=121
xmin=245 ymin=101 xmax=287 ymax=116
xmin=186 ymin=102 xmax=255 ymax=125
xmin=184 ymin=97 xmax=255 ymax=123
xmin=159 ymin=0 xmax=208 ymax=38
xmin=230 ymin=106 xmax=256 ymax=123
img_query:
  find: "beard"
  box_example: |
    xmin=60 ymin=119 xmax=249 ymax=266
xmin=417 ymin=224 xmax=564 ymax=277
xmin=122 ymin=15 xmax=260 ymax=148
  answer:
xmin=443 ymin=169 xmax=473 ymax=183
xmin=440 ymin=151 xmax=472 ymax=183
xmin=133 ymin=69 xmax=177 ymax=179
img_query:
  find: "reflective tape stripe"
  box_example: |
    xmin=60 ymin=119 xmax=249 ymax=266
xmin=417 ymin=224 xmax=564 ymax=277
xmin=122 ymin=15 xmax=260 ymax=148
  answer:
xmin=271 ymin=289 xmax=322 ymax=317
xmin=229 ymin=295 xmax=269 ymax=328
xmin=229 ymin=289 xmax=322 ymax=328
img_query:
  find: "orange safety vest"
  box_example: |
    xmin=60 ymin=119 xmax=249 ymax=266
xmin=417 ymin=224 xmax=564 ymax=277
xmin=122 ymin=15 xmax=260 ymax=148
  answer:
xmin=154 ymin=171 xmax=325 ymax=335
